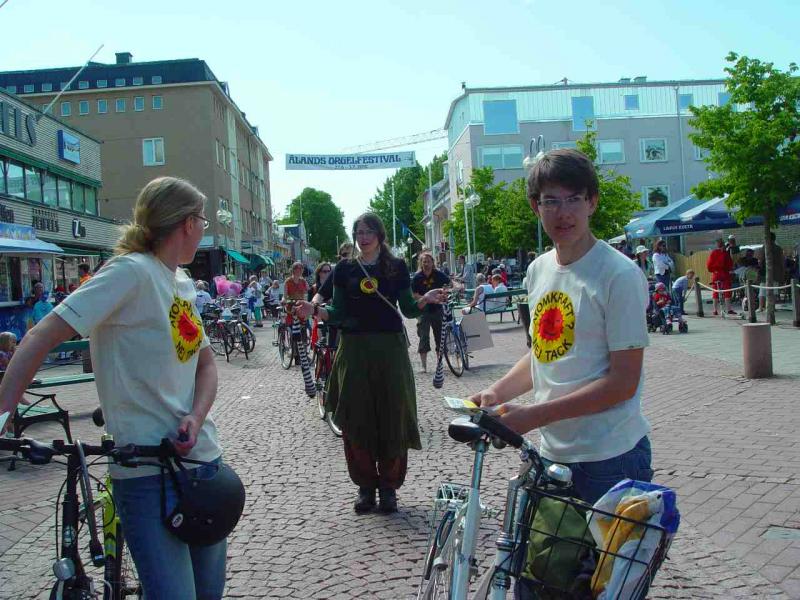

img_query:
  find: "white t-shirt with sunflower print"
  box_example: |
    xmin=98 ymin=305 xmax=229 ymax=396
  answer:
xmin=526 ymin=241 xmax=650 ymax=464
xmin=54 ymin=252 xmax=220 ymax=479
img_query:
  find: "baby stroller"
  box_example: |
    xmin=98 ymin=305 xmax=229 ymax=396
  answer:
xmin=650 ymin=282 xmax=688 ymax=334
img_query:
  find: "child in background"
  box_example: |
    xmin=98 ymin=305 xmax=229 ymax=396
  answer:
xmin=653 ymin=282 xmax=685 ymax=329
xmin=0 ymin=332 xmax=17 ymax=371
xmin=671 ymin=270 xmax=695 ymax=315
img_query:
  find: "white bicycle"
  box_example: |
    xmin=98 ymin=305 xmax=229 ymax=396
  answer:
xmin=417 ymin=401 xmax=671 ymax=600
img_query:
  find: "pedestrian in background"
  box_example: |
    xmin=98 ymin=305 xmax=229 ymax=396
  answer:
xmin=295 ymin=213 xmax=445 ymax=514
xmin=284 ymin=261 xmax=308 ymax=301
xmin=706 ymin=238 xmax=735 ymax=315
xmin=652 ymin=239 xmax=674 ymax=288
xmin=411 ymin=251 xmax=450 ymax=373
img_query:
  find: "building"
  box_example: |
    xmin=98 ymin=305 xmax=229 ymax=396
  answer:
xmin=420 ymin=178 xmax=451 ymax=265
xmin=0 ymin=52 xmax=275 ymax=283
xmin=443 ymin=77 xmax=731 ymax=217
xmin=0 ymin=88 xmax=118 ymax=338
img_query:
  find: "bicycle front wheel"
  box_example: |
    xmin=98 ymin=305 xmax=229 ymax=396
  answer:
xmin=419 ymin=509 xmax=460 ymax=600
xmin=314 ymin=348 xmax=326 ymax=419
xmin=279 ymin=325 xmax=293 ymax=369
xmin=107 ymin=523 xmax=142 ymax=599
xmin=443 ymin=328 xmax=464 ymax=377
xmin=458 ymin=325 xmax=470 ymax=371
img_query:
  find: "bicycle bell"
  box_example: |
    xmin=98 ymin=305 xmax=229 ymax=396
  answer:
xmin=53 ymin=557 xmax=76 ymax=581
xmin=546 ymin=463 xmax=572 ymax=485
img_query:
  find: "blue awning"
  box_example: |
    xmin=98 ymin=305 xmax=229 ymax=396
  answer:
xmin=225 ymin=249 xmax=250 ymax=265
xmin=624 ymin=195 xmax=706 ymax=238
xmin=0 ymin=237 xmax=64 ymax=255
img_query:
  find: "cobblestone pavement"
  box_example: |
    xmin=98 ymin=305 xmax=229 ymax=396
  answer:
xmin=1 ymin=313 xmax=798 ymax=599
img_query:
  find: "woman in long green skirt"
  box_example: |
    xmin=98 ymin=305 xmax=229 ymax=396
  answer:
xmin=296 ymin=213 xmax=446 ymax=513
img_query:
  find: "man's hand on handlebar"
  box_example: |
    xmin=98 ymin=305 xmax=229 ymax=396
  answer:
xmin=468 ymin=387 xmax=503 ymax=408
xmin=175 ymin=414 xmax=201 ymax=456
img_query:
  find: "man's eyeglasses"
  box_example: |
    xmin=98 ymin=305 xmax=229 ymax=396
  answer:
xmin=355 ymin=229 xmax=377 ymax=239
xmin=193 ymin=214 xmax=210 ymax=230
xmin=537 ymin=194 xmax=587 ymax=212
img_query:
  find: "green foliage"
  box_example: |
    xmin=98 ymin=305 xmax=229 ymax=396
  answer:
xmin=689 ymin=52 xmax=800 ymax=224
xmin=575 ymin=129 xmax=642 ymax=240
xmin=284 ymin=188 xmax=348 ymax=261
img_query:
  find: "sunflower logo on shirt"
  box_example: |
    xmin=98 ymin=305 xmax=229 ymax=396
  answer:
xmin=169 ymin=296 xmax=203 ymax=363
xmin=359 ymin=277 xmax=379 ymax=295
xmin=531 ymin=291 xmax=575 ymax=363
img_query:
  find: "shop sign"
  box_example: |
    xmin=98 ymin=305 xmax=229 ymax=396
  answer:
xmin=32 ymin=207 xmax=59 ymax=233
xmin=58 ymin=130 xmax=81 ymax=164
xmin=0 ymin=222 xmax=34 ymax=240
xmin=0 ymin=203 xmax=14 ymax=224
xmin=72 ymin=218 xmax=86 ymax=238
xmin=0 ymin=100 xmax=37 ymax=147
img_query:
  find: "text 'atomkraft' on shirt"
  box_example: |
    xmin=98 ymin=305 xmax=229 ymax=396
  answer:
xmin=526 ymin=241 xmax=651 ymax=464
xmin=53 ymin=252 xmax=220 ymax=479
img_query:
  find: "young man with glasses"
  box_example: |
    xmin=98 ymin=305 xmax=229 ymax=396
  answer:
xmin=469 ymin=149 xmax=653 ymax=510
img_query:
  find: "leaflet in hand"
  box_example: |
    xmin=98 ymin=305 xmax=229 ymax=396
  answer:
xmin=443 ymin=397 xmax=481 ymax=414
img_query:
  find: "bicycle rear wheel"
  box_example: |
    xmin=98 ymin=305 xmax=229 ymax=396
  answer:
xmin=234 ymin=323 xmax=250 ymax=359
xmin=326 ymin=411 xmax=342 ymax=437
xmin=443 ymin=328 xmax=464 ymax=377
xmin=106 ymin=523 xmax=142 ymax=599
xmin=205 ymin=322 xmax=225 ymax=356
xmin=419 ymin=509 xmax=460 ymax=599
xmin=458 ymin=325 xmax=470 ymax=371
xmin=278 ymin=325 xmax=293 ymax=369
xmin=314 ymin=348 xmax=326 ymax=419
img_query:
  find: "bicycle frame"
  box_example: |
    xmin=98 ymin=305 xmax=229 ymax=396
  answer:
xmin=452 ymin=438 xmax=488 ymax=597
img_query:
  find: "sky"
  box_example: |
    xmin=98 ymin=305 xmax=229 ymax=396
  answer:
xmin=2 ymin=0 xmax=798 ymax=228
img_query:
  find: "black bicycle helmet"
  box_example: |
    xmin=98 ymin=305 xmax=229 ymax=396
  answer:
xmin=162 ymin=461 xmax=246 ymax=546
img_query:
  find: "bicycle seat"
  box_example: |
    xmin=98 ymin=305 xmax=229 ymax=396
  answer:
xmin=448 ymin=416 xmax=484 ymax=444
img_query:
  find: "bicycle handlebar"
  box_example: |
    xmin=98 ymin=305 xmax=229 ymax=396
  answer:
xmin=0 ymin=436 xmax=180 ymax=466
xmin=472 ymin=410 xmax=526 ymax=449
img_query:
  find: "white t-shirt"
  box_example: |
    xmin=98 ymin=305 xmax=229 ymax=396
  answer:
xmin=195 ymin=289 xmax=213 ymax=313
xmin=54 ymin=253 xmax=221 ymax=479
xmin=480 ymin=283 xmax=508 ymax=311
xmin=652 ymin=252 xmax=674 ymax=276
xmin=526 ymin=241 xmax=650 ymax=463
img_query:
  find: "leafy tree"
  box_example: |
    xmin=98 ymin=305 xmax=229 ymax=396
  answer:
xmin=489 ymin=178 xmax=546 ymax=256
xmin=689 ymin=52 xmax=800 ymax=324
xmin=369 ymin=165 xmax=424 ymax=245
xmin=284 ymin=188 xmax=348 ymax=261
xmin=575 ymin=128 xmax=642 ymax=241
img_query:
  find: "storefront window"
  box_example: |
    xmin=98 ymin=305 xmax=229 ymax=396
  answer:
xmin=0 ymin=160 xmax=7 ymax=195
xmin=57 ymin=178 xmax=71 ymax=209
xmin=25 ymin=168 xmax=43 ymax=203
xmin=72 ymin=184 xmax=85 ymax=213
xmin=43 ymin=172 xmax=58 ymax=207
xmin=0 ymin=256 xmax=11 ymax=302
xmin=7 ymin=162 xmax=24 ymax=199
xmin=85 ymin=187 xmax=98 ymax=215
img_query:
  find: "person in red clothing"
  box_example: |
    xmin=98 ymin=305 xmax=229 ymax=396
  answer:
xmin=498 ymin=263 xmax=509 ymax=286
xmin=706 ymin=238 xmax=735 ymax=315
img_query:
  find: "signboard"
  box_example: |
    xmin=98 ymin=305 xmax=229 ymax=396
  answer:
xmin=0 ymin=222 xmax=35 ymax=240
xmin=58 ymin=130 xmax=81 ymax=164
xmin=0 ymin=100 xmax=37 ymax=147
xmin=285 ymin=151 xmax=415 ymax=171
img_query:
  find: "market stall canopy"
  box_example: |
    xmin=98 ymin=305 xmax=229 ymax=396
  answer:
xmin=669 ymin=194 xmax=800 ymax=232
xmin=225 ymin=249 xmax=250 ymax=265
xmin=0 ymin=223 xmax=64 ymax=255
xmin=623 ymin=195 xmax=705 ymax=238
xmin=247 ymin=254 xmax=275 ymax=270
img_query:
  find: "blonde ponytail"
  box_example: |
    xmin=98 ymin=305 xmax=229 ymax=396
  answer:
xmin=115 ymin=177 xmax=206 ymax=256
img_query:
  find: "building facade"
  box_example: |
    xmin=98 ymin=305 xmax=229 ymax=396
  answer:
xmin=0 ymin=88 xmax=118 ymax=338
xmin=443 ymin=78 xmax=730 ymax=216
xmin=0 ymin=52 xmax=275 ymax=283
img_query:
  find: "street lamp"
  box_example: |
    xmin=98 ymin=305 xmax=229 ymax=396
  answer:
xmin=523 ymin=135 xmax=546 ymax=253
xmin=464 ymin=188 xmax=480 ymax=264
xmin=407 ymin=235 xmax=414 ymax=265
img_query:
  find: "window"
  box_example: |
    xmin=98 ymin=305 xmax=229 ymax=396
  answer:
xmin=115 ymin=78 xmax=125 ymax=87
xmin=61 ymin=102 xmax=72 ymax=117
xmin=718 ymin=92 xmax=731 ymax=107
xmin=132 ymin=76 xmax=143 ymax=86
xmin=643 ymin=185 xmax=670 ymax=208
xmin=694 ymin=146 xmax=710 ymax=161
xmin=97 ymin=79 xmax=108 ymax=88
xmin=134 ymin=96 xmax=144 ymax=111
xmin=230 ymin=151 xmax=238 ymax=179
xmin=7 ymin=162 xmax=24 ymax=198
xmin=152 ymin=95 xmax=163 ymax=110
xmin=57 ymin=178 xmax=72 ymax=209
xmin=78 ymin=80 xmax=89 ymax=90
xmin=215 ymin=140 xmax=221 ymax=166
xmin=60 ymin=82 xmax=69 ymax=90
xmin=23 ymin=84 xmax=34 ymax=94
xmin=456 ymin=159 xmax=464 ymax=183
xmin=640 ymin=138 xmax=668 ymax=162
xmin=115 ymin=98 xmax=126 ymax=113
xmin=151 ymin=75 xmax=163 ymax=85
xmin=478 ymin=145 xmax=523 ymax=169
xmin=72 ymin=184 xmax=85 ymax=213
xmin=624 ymin=94 xmax=639 ymax=110
xmin=25 ymin=168 xmax=42 ymax=202
xmin=43 ymin=173 xmax=57 ymax=207
xmin=41 ymin=83 xmax=53 ymax=92
xmin=678 ymin=94 xmax=693 ymax=110
xmin=552 ymin=141 xmax=577 ymax=150
xmin=143 ymin=138 xmax=165 ymax=166
xmin=597 ymin=140 xmax=625 ymax=164
xmin=85 ymin=187 xmax=98 ymax=215
xmin=571 ymin=96 xmax=595 ymax=131
xmin=6 ymin=86 xmax=16 ymax=94
xmin=483 ymin=100 xmax=518 ymax=135
xmin=78 ymin=100 xmax=89 ymax=115
xmin=97 ymin=99 xmax=108 ymax=114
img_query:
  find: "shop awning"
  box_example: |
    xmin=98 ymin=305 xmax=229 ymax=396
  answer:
xmin=57 ymin=245 xmax=103 ymax=258
xmin=623 ymin=195 xmax=705 ymax=238
xmin=0 ymin=237 xmax=64 ymax=255
xmin=225 ymin=249 xmax=250 ymax=265
xmin=261 ymin=254 xmax=275 ymax=266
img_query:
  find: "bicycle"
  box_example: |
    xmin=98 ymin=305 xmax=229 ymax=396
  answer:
xmin=442 ymin=299 xmax=470 ymax=377
xmin=0 ymin=433 xmax=183 ymax=599
xmin=204 ymin=299 xmax=255 ymax=362
xmin=311 ymin=318 xmax=341 ymax=437
xmin=417 ymin=402 xmax=673 ymax=600
xmin=275 ymin=301 xmax=308 ymax=370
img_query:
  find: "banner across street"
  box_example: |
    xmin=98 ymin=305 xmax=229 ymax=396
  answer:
xmin=285 ymin=151 xmax=415 ymax=170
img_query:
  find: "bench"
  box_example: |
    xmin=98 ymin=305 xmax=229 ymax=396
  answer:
xmin=5 ymin=339 xmax=93 ymax=470
xmin=457 ymin=287 xmax=526 ymax=323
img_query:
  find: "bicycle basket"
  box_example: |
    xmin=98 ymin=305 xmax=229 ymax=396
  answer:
xmin=509 ymin=483 xmax=675 ymax=600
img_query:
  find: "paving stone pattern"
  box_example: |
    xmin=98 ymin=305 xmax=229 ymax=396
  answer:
xmin=0 ymin=313 xmax=797 ymax=599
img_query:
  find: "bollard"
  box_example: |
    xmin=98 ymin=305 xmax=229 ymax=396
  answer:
xmin=694 ymin=279 xmax=704 ymax=317
xmin=746 ymin=282 xmax=757 ymax=323
xmin=792 ymin=278 xmax=799 ymax=328
xmin=742 ymin=323 xmax=773 ymax=378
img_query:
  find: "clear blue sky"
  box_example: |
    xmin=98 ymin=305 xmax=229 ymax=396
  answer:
xmin=2 ymin=0 xmax=797 ymax=228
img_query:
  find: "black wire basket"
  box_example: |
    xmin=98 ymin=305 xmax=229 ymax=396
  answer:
xmin=506 ymin=486 xmax=673 ymax=600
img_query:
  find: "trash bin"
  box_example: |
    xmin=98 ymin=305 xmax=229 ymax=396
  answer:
xmin=518 ymin=301 xmax=532 ymax=348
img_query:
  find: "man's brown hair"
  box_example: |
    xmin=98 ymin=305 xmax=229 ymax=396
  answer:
xmin=526 ymin=149 xmax=599 ymax=204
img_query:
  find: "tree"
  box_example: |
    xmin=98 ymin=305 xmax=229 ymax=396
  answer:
xmin=284 ymin=188 xmax=348 ymax=261
xmin=489 ymin=178 xmax=546 ymax=257
xmin=689 ymin=52 xmax=800 ymax=324
xmin=369 ymin=165 xmax=424 ymax=245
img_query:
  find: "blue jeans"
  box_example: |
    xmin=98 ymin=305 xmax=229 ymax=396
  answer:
xmin=113 ymin=460 xmax=227 ymax=600
xmin=558 ymin=436 xmax=654 ymax=505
